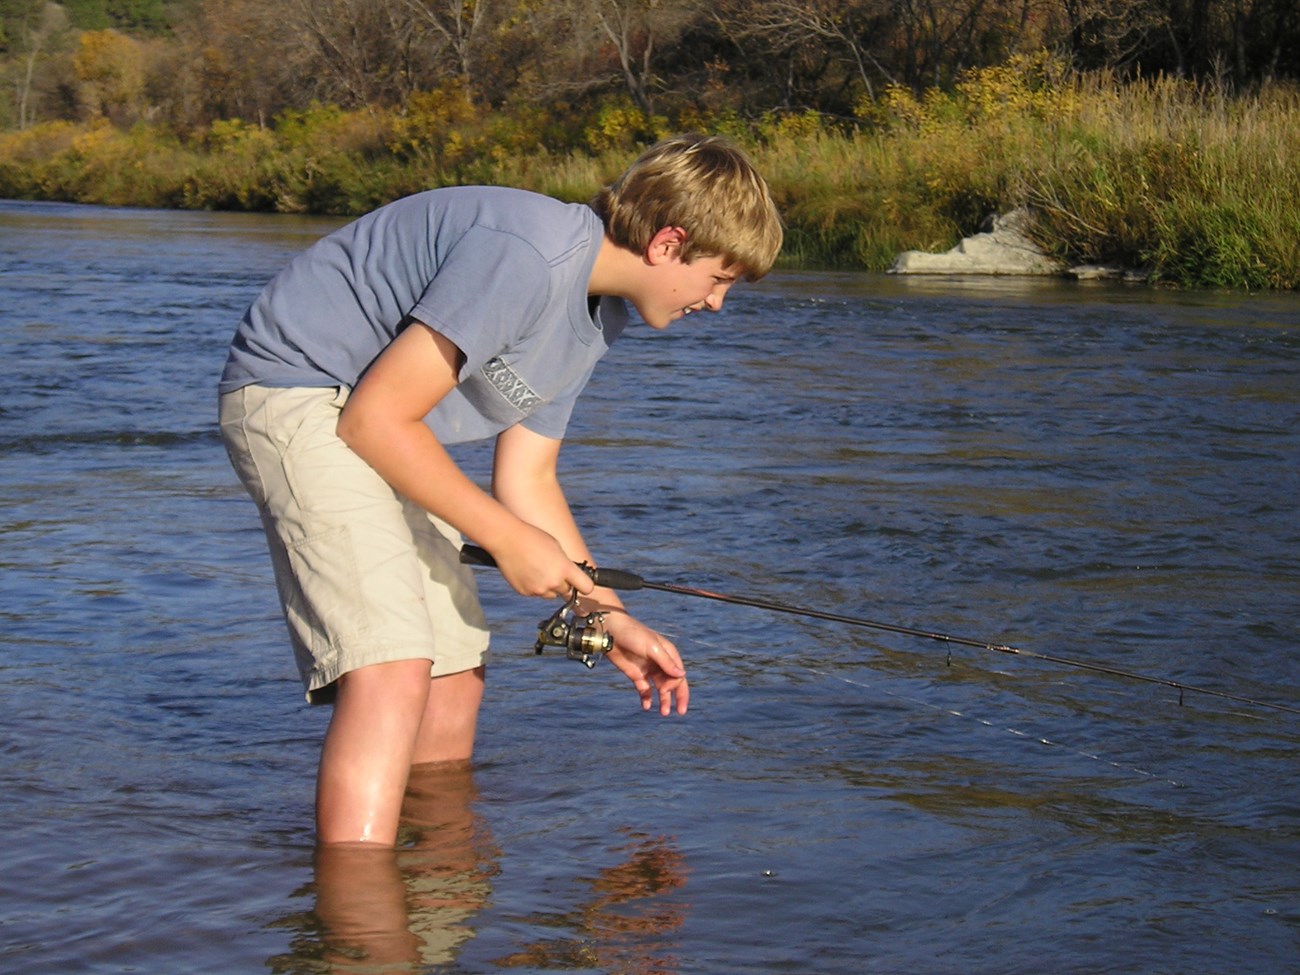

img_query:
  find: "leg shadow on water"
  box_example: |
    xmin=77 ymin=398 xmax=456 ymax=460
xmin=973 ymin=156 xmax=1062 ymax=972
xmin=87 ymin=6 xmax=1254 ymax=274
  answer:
xmin=268 ymin=761 xmax=497 ymax=972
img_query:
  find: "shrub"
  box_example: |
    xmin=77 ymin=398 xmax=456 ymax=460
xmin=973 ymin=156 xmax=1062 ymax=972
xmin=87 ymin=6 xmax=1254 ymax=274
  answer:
xmin=2 ymin=54 xmax=1297 ymax=288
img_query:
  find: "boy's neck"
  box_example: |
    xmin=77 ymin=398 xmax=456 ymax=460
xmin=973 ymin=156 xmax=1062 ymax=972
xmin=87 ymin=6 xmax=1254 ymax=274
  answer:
xmin=587 ymin=235 xmax=645 ymax=300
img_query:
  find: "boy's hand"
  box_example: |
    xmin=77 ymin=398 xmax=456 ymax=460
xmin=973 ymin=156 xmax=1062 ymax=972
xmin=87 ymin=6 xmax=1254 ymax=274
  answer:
xmin=602 ymin=614 xmax=689 ymax=716
xmin=487 ymin=525 xmax=594 ymax=600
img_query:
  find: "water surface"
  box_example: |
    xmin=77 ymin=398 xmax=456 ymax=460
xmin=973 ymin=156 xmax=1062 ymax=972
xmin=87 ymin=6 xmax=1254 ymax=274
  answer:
xmin=2 ymin=199 xmax=1297 ymax=974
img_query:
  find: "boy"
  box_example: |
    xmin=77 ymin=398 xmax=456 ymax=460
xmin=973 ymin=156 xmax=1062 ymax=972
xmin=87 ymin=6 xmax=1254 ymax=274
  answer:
xmin=218 ymin=133 xmax=783 ymax=846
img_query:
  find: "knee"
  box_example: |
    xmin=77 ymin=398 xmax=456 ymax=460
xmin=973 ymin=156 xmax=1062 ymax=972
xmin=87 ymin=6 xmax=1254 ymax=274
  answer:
xmin=334 ymin=658 xmax=436 ymax=713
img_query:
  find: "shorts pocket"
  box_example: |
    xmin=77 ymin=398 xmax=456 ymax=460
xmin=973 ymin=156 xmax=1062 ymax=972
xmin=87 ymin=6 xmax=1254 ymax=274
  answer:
xmin=282 ymin=523 xmax=371 ymax=659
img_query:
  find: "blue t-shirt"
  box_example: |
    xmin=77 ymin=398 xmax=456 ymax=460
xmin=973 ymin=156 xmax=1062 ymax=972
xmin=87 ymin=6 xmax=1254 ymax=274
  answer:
xmin=218 ymin=186 xmax=627 ymax=443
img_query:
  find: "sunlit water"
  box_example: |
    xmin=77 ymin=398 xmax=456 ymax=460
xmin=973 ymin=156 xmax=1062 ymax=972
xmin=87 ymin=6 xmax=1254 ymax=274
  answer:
xmin=2 ymin=199 xmax=1297 ymax=974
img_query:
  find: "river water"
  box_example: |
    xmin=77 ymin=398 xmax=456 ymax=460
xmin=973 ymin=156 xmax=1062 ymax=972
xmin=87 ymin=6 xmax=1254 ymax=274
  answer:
xmin=2 ymin=198 xmax=1297 ymax=974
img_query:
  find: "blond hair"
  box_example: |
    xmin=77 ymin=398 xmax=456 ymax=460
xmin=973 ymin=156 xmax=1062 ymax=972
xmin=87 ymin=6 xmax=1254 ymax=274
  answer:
xmin=591 ymin=133 xmax=783 ymax=281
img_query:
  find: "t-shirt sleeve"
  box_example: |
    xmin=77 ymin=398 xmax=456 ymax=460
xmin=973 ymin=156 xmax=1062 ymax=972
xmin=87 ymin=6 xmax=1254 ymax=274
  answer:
xmin=519 ymin=359 xmax=600 ymax=440
xmin=408 ymin=226 xmax=551 ymax=377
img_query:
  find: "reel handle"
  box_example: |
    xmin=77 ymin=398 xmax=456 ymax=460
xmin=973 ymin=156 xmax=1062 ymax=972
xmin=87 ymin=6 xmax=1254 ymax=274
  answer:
xmin=459 ymin=543 xmax=645 ymax=591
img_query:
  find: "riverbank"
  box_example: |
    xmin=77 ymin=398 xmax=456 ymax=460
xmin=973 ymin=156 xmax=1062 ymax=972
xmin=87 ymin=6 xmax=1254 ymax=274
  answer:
xmin=3 ymin=57 xmax=1297 ymax=289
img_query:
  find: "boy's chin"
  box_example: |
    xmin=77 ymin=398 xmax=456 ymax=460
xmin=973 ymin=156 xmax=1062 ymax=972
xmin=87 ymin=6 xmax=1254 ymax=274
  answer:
xmin=635 ymin=306 xmax=675 ymax=329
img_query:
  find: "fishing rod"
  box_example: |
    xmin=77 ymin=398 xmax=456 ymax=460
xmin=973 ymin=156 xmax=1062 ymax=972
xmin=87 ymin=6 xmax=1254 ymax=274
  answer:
xmin=460 ymin=544 xmax=1300 ymax=716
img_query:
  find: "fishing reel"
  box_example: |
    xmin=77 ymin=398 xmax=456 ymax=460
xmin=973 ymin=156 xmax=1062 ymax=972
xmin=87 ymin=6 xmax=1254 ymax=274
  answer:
xmin=535 ymin=584 xmax=613 ymax=668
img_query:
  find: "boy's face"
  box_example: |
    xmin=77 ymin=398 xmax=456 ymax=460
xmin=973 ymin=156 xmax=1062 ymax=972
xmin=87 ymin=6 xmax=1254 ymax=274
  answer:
xmin=639 ymin=253 xmax=738 ymax=330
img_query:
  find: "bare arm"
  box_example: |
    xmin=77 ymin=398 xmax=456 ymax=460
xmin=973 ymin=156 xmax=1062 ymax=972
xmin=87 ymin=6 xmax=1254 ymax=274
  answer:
xmin=335 ymin=321 xmax=591 ymax=600
xmin=493 ymin=423 xmax=690 ymax=715
xmin=492 ymin=424 xmax=610 ymax=600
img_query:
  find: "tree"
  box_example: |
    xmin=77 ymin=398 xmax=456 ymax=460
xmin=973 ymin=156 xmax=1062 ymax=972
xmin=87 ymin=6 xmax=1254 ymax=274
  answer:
xmin=61 ymin=0 xmax=171 ymax=33
xmin=71 ymin=27 xmax=146 ymax=122
xmin=5 ymin=0 xmax=1299 ymax=137
xmin=158 ymin=0 xmax=306 ymax=128
xmin=1155 ymin=0 xmax=1300 ymax=83
xmin=585 ymin=0 xmax=704 ymax=116
xmin=288 ymin=0 xmax=431 ymax=110
xmin=2 ymin=1 xmax=67 ymax=127
xmin=717 ymin=0 xmax=898 ymax=105
xmin=399 ymin=0 xmax=495 ymax=101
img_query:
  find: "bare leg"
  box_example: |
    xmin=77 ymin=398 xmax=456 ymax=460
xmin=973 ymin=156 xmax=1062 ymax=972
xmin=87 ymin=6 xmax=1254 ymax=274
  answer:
xmin=316 ymin=658 xmax=433 ymax=846
xmin=411 ymin=665 xmax=486 ymax=766
xmin=316 ymin=662 xmax=487 ymax=846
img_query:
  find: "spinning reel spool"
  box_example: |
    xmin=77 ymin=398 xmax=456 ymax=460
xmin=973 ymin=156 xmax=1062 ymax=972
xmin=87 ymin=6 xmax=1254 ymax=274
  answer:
xmin=534 ymin=565 xmax=613 ymax=668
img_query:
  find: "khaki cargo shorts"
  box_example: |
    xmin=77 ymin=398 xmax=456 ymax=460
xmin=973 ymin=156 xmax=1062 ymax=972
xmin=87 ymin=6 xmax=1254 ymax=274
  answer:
xmin=218 ymin=384 xmax=490 ymax=703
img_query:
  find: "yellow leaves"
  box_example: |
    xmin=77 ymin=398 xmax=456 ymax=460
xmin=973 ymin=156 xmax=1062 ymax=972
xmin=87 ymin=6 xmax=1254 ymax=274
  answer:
xmin=385 ymin=85 xmax=491 ymax=163
xmin=72 ymin=30 xmax=141 ymax=84
xmin=0 ymin=120 xmax=80 ymax=162
xmin=70 ymin=119 xmax=115 ymax=156
xmin=757 ymin=109 xmax=824 ymax=141
xmin=859 ymin=51 xmax=1079 ymax=135
xmin=858 ymin=84 xmax=928 ymax=131
xmin=952 ymin=51 xmax=1077 ymax=125
xmin=71 ymin=29 xmax=148 ymax=122
xmin=582 ymin=99 xmax=667 ymax=154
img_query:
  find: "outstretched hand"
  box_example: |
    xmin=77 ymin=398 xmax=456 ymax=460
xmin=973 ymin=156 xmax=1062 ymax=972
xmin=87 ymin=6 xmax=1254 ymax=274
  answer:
xmin=602 ymin=613 xmax=689 ymax=716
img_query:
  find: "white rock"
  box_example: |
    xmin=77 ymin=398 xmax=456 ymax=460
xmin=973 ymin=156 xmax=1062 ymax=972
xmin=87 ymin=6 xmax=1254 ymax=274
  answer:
xmin=890 ymin=208 xmax=1065 ymax=276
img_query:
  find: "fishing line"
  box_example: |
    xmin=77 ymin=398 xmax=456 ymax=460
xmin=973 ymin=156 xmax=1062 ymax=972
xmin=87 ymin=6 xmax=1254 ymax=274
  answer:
xmin=460 ymin=545 xmax=1300 ymax=718
xmin=660 ymin=628 xmax=1182 ymax=786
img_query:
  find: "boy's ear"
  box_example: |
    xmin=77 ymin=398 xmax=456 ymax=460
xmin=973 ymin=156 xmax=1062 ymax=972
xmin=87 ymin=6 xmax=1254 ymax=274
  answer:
xmin=646 ymin=226 xmax=687 ymax=265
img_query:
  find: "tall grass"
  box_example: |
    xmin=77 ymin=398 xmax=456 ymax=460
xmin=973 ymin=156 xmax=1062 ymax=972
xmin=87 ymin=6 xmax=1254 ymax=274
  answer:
xmin=1024 ymin=74 xmax=1300 ymax=289
xmin=2 ymin=57 xmax=1298 ymax=289
xmin=750 ymin=57 xmax=1300 ymax=288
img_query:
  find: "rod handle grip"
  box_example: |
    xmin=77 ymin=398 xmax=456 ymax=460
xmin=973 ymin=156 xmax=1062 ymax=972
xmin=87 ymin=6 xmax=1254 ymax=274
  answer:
xmin=589 ymin=566 xmax=645 ymax=591
xmin=458 ymin=544 xmax=645 ymax=591
xmin=458 ymin=543 xmax=497 ymax=568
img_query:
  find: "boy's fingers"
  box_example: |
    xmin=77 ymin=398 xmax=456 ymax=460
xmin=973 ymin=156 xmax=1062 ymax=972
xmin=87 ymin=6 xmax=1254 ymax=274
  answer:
xmin=668 ymin=677 xmax=689 ymax=715
xmin=658 ymin=645 xmax=686 ymax=676
xmin=647 ymin=674 xmax=687 ymax=716
xmin=567 ymin=563 xmax=595 ymax=594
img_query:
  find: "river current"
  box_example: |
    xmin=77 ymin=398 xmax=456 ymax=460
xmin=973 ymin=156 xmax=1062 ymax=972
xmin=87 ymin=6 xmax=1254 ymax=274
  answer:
xmin=2 ymin=199 xmax=1297 ymax=974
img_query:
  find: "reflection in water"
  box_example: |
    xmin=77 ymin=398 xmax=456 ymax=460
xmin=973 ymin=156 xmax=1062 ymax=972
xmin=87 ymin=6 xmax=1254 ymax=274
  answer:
xmin=270 ymin=762 xmax=496 ymax=972
xmin=493 ymin=829 xmax=689 ymax=974
xmin=265 ymin=766 xmax=690 ymax=974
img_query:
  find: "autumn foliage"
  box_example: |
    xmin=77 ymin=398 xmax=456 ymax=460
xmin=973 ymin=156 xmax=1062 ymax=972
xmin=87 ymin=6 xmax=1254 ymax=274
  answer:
xmin=2 ymin=2 xmax=1299 ymax=287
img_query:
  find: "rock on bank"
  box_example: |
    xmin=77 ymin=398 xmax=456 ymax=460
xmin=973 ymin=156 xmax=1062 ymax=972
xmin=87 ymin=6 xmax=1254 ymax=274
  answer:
xmin=889 ymin=208 xmax=1064 ymax=276
xmin=889 ymin=207 xmax=1149 ymax=281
